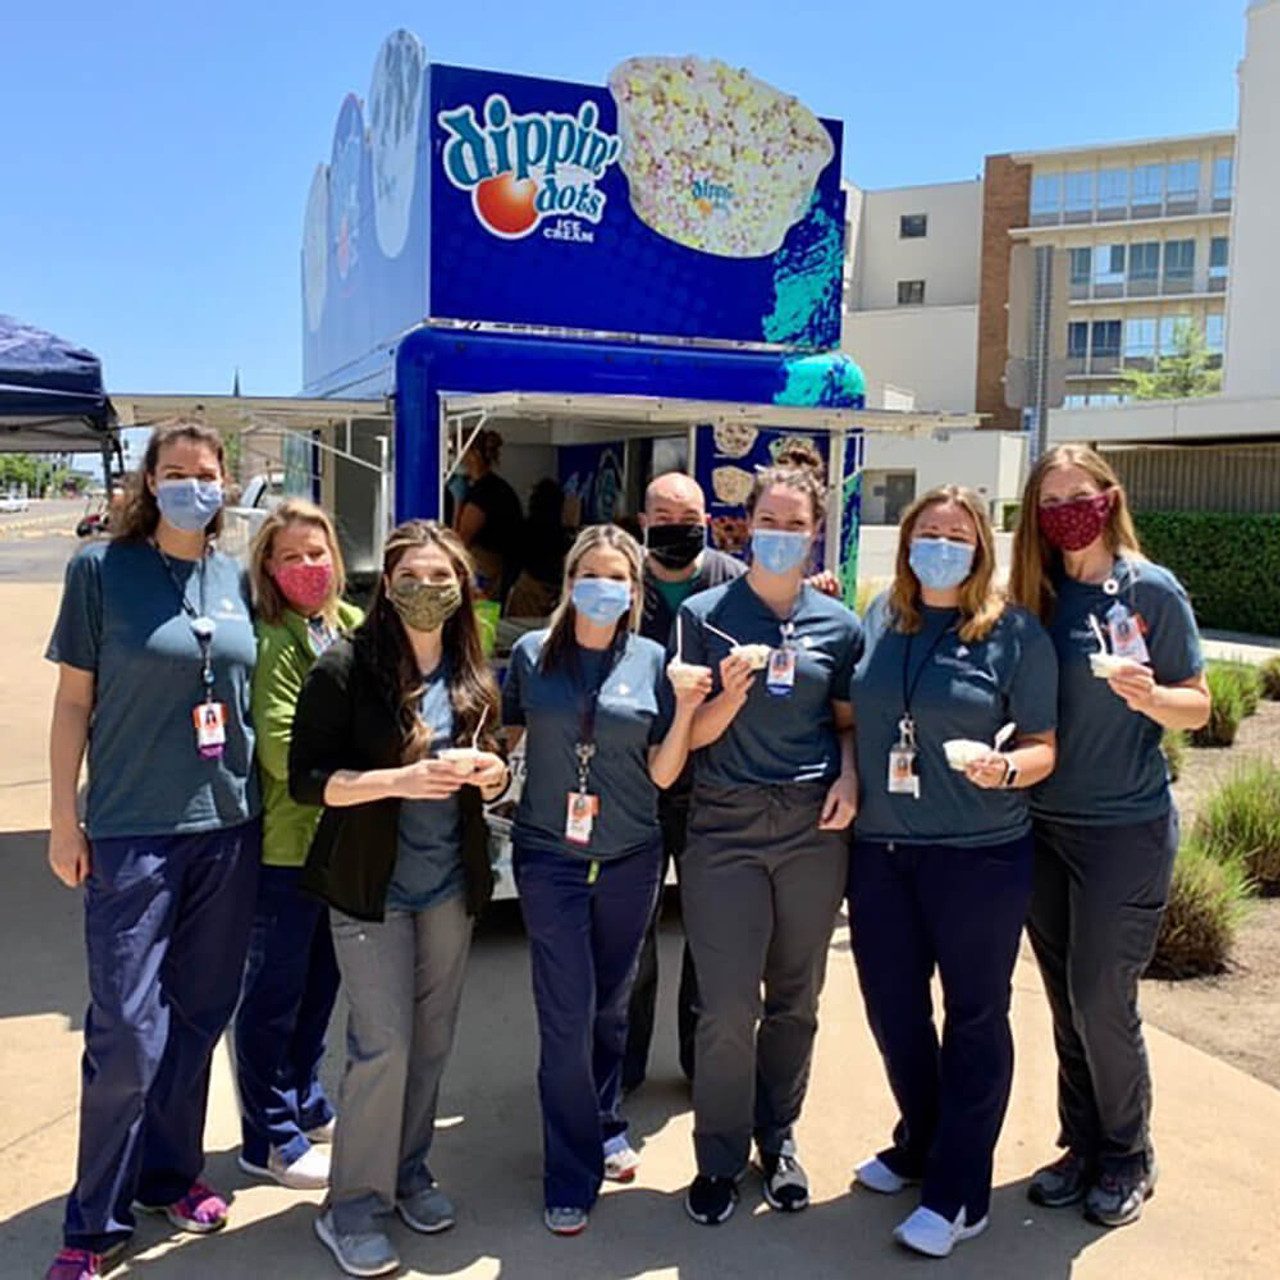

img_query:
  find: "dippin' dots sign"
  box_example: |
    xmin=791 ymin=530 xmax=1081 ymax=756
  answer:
xmin=438 ymin=95 xmax=621 ymax=242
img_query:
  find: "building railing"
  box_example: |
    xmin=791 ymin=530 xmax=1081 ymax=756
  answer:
xmin=1030 ymin=194 xmax=1231 ymax=226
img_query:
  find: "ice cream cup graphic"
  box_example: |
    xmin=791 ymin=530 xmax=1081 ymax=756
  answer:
xmin=368 ymin=29 xmax=427 ymax=261
xmin=608 ymin=56 xmax=834 ymax=259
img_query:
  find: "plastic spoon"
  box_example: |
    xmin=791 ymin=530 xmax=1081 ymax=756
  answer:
xmin=1088 ymin=614 xmax=1108 ymax=654
xmin=471 ymin=704 xmax=488 ymax=751
xmin=993 ymin=722 xmax=1016 ymax=752
xmin=703 ymin=621 xmax=742 ymax=647
xmin=677 ymin=612 xmax=684 ymax=663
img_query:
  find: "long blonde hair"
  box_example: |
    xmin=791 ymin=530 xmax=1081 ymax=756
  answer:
xmin=249 ymin=498 xmax=347 ymax=626
xmin=540 ymin=524 xmax=644 ymax=672
xmin=1009 ymin=444 xmax=1144 ymax=624
xmin=889 ymin=485 xmax=1005 ymax=643
xmin=361 ymin=521 xmax=500 ymax=763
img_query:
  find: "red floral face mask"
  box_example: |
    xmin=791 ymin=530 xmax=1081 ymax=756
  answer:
xmin=273 ymin=561 xmax=333 ymax=614
xmin=1038 ymin=492 xmax=1112 ymax=552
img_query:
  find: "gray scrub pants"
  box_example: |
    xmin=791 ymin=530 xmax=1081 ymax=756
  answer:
xmin=681 ymin=782 xmax=849 ymax=1178
xmin=1027 ymin=811 xmax=1177 ymax=1176
xmin=327 ymin=895 xmax=473 ymax=1234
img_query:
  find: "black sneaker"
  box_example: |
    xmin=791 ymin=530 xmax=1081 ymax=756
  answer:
xmin=760 ymin=1141 xmax=810 ymax=1213
xmin=1084 ymin=1162 xmax=1158 ymax=1228
xmin=1028 ymin=1150 xmax=1091 ymax=1208
xmin=685 ymin=1175 xmax=739 ymax=1226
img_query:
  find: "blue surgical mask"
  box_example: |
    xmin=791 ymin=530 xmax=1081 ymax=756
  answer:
xmin=155 ymin=478 xmax=223 ymax=533
xmin=751 ymin=528 xmax=812 ymax=576
xmin=909 ymin=537 xmax=975 ymax=590
xmin=571 ymin=576 xmax=632 ymax=626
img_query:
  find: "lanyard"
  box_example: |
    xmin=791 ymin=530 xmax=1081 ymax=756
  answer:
xmin=900 ymin=613 xmax=956 ymax=729
xmin=569 ymin=639 xmax=620 ymax=794
xmin=152 ymin=542 xmax=217 ymax=704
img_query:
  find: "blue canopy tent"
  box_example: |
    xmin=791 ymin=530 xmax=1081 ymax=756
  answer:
xmin=0 ymin=315 xmax=119 ymax=482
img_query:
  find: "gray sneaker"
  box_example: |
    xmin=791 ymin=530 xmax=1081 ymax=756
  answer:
xmin=397 ymin=1184 xmax=456 ymax=1235
xmin=314 ymin=1210 xmax=400 ymax=1278
xmin=1084 ymin=1163 xmax=1158 ymax=1228
xmin=1028 ymin=1150 xmax=1091 ymax=1209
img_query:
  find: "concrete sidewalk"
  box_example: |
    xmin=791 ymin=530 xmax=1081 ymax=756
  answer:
xmin=3 ymin=584 xmax=1279 ymax=1279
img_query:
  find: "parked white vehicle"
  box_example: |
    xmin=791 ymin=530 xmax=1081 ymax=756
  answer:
xmin=221 ymin=472 xmax=285 ymax=556
xmin=0 ymin=493 xmax=30 ymax=513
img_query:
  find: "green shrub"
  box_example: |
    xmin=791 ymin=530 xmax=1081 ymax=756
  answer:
xmin=1195 ymin=761 xmax=1280 ymax=893
xmin=1208 ymin=660 xmax=1262 ymax=717
xmin=1148 ymin=840 xmax=1253 ymax=979
xmin=1002 ymin=502 xmax=1021 ymax=534
xmin=1162 ymin=730 xmax=1187 ymax=783
xmin=1133 ymin=511 xmax=1280 ymax=637
xmin=1261 ymin=655 xmax=1280 ymax=701
xmin=1192 ymin=664 xmax=1244 ymax=747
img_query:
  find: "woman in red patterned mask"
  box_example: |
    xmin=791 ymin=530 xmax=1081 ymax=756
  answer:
xmin=1009 ymin=445 xmax=1209 ymax=1231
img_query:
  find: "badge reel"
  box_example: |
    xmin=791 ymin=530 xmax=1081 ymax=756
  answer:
xmin=190 ymin=615 xmax=227 ymax=760
xmin=565 ymin=742 xmax=600 ymax=845
xmin=888 ymin=715 xmax=921 ymax=800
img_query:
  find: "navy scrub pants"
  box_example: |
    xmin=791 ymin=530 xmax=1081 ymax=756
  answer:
xmin=63 ymin=819 xmax=261 ymax=1253
xmin=1027 ymin=811 xmax=1177 ymax=1177
xmin=681 ymin=783 xmax=849 ymax=1179
xmin=514 ymin=838 xmax=662 ymax=1212
xmin=234 ymin=863 xmax=341 ymax=1169
xmin=847 ymin=833 xmax=1034 ymax=1225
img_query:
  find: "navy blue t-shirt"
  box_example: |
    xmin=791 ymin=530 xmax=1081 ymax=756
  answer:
xmin=503 ymin=629 xmax=673 ymax=861
xmin=1032 ymin=557 xmax=1203 ymax=826
xmin=387 ymin=667 xmax=463 ymax=911
xmin=852 ymin=594 xmax=1058 ymax=847
xmin=46 ymin=540 xmax=259 ymax=839
xmin=677 ymin=578 xmax=864 ymax=789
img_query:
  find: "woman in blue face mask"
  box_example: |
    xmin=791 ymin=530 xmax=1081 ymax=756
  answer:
xmin=43 ymin=422 xmax=261 ymax=1280
xmin=846 ymin=486 xmax=1058 ymax=1260
xmin=501 ymin=524 xmax=711 ymax=1237
xmin=675 ymin=466 xmax=864 ymax=1228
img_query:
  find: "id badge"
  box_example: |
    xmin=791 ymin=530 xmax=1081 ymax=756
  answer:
xmin=888 ymin=747 xmax=920 ymax=799
xmin=193 ymin=701 xmax=227 ymax=760
xmin=565 ymin=791 xmax=599 ymax=845
xmin=766 ymin=646 xmax=797 ymax=697
xmin=1106 ymin=603 xmax=1150 ymax=664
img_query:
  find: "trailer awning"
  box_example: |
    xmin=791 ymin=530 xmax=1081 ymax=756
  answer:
xmin=440 ymin=390 xmax=979 ymax=437
xmin=111 ymin=392 xmax=391 ymax=432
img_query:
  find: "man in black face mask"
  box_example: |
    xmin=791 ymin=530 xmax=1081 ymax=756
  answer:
xmin=624 ymin=472 xmax=746 ymax=1094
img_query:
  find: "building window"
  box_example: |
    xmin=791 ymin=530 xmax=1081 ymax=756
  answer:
xmin=1205 ymin=313 xmax=1225 ymax=353
xmin=1131 ymin=163 xmax=1164 ymax=211
xmin=1165 ymin=160 xmax=1201 ymax=207
xmin=1159 ymin=315 xmax=1190 ymax=353
xmin=1093 ymin=244 xmax=1126 ymax=288
xmin=1063 ymin=394 xmax=1089 ymax=409
xmin=1210 ymin=236 xmax=1229 ymax=279
xmin=1213 ymin=155 xmax=1234 ymax=206
xmin=1068 ymin=321 xmax=1089 ymax=358
xmin=1065 ymin=171 xmax=1094 ymax=217
xmin=1091 ymin=320 xmax=1122 ymax=359
xmin=1031 ymin=173 xmax=1062 ymax=221
xmin=1128 ymin=242 xmax=1160 ymax=283
xmin=1124 ymin=317 xmax=1157 ymax=361
xmin=897 ymin=279 xmax=926 ymax=305
xmin=1096 ymin=167 xmax=1129 ymax=215
xmin=1163 ymin=239 xmax=1195 ymax=282
xmin=900 ymin=213 xmax=928 ymax=239
xmin=1070 ymin=247 xmax=1092 ymax=286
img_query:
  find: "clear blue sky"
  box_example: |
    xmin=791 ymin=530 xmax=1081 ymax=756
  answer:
xmin=1 ymin=0 xmax=1244 ymax=398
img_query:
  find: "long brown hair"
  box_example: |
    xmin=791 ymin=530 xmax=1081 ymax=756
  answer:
xmin=113 ymin=419 xmax=226 ymax=542
xmin=540 ymin=524 xmax=644 ymax=673
xmin=359 ymin=520 xmax=500 ymax=763
xmin=1009 ymin=444 xmax=1144 ymax=624
xmin=249 ymin=498 xmax=348 ymax=627
xmin=889 ymin=485 xmax=1005 ymax=643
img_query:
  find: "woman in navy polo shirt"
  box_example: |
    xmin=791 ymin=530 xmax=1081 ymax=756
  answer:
xmin=43 ymin=421 xmax=260 ymax=1280
xmin=676 ymin=464 xmax=863 ymax=1228
xmin=1010 ymin=445 xmax=1209 ymax=1230
xmin=847 ymin=485 xmax=1057 ymax=1259
xmin=502 ymin=524 xmax=710 ymax=1237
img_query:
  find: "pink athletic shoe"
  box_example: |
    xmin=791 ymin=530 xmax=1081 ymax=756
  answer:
xmin=45 ymin=1247 xmax=117 ymax=1280
xmin=136 ymin=1181 xmax=228 ymax=1234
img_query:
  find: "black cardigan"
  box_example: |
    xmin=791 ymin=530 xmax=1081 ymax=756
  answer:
xmin=289 ymin=632 xmax=495 ymax=922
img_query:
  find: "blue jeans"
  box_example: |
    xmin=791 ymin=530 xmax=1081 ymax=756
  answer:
xmin=514 ymin=839 xmax=662 ymax=1211
xmin=848 ymin=834 xmax=1033 ymax=1224
xmin=234 ymin=864 xmax=340 ymax=1168
xmin=63 ymin=820 xmax=261 ymax=1252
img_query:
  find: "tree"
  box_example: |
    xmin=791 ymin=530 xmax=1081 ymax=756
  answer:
xmin=1122 ymin=319 xmax=1223 ymax=400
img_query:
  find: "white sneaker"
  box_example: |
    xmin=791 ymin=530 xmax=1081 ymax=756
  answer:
xmin=603 ymin=1135 xmax=641 ymax=1183
xmin=239 ymin=1144 xmax=330 ymax=1190
xmin=306 ymin=1117 xmax=337 ymax=1145
xmin=854 ymin=1156 xmax=919 ymax=1195
xmin=893 ymin=1205 xmax=989 ymax=1258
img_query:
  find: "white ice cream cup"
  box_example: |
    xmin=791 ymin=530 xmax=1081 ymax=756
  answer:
xmin=943 ymin=739 xmax=990 ymax=772
xmin=731 ymin=643 xmax=772 ymax=671
xmin=437 ymin=747 xmax=482 ymax=772
xmin=1089 ymin=652 xmax=1129 ymax=680
xmin=668 ymin=660 xmax=712 ymax=691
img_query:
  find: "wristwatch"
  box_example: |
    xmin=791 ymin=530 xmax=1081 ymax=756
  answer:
xmin=1001 ymin=757 xmax=1020 ymax=789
